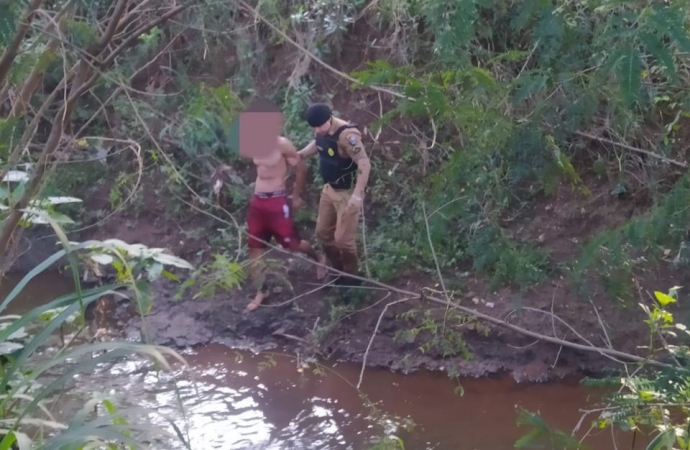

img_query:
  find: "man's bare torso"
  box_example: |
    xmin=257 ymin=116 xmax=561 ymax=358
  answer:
xmin=253 ymin=138 xmax=288 ymax=193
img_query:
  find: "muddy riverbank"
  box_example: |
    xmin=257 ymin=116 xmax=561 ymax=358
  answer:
xmin=121 ymin=262 xmax=647 ymax=384
xmin=3 ymin=218 xmax=671 ymax=384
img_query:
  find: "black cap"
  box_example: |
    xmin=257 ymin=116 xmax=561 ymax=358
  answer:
xmin=305 ymin=104 xmax=332 ymax=127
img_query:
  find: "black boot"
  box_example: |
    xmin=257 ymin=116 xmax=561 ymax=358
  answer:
xmin=334 ymin=273 xmax=363 ymax=304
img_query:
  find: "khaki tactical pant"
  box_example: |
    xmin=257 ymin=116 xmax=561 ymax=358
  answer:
xmin=315 ymin=184 xmax=360 ymax=276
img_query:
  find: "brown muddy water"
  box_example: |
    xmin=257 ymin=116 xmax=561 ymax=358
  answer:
xmin=1 ymin=272 xmax=650 ymax=449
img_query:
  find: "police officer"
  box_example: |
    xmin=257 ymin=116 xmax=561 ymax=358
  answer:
xmin=298 ymin=104 xmax=371 ymax=289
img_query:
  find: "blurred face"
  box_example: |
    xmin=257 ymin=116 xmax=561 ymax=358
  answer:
xmin=313 ymin=118 xmax=332 ymax=137
xmin=238 ymin=111 xmax=283 ymax=159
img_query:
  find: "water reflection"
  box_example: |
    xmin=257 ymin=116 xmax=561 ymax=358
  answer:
xmin=71 ymin=347 xmax=383 ymax=450
xmin=63 ymin=344 xmax=645 ymax=450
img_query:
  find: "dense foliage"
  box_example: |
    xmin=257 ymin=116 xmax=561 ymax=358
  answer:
xmin=4 ymin=0 xmax=690 ymax=448
xmin=6 ymin=0 xmax=689 ymax=294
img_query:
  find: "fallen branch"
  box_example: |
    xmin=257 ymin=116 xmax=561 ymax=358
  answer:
xmin=270 ymin=247 xmax=678 ymax=369
xmin=575 ymin=131 xmax=688 ymax=169
xmin=423 ymin=295 xmax=673 ymax=369
xmin=357 ymin=298 xmax=412 ymax=390
xmin=506 ymin=306 xmax=628 ymax=366
xmin=271 ymin=330 xmax=309 ymax=345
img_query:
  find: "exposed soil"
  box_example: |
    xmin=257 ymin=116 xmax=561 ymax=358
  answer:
xmin=9 ymin=19 xmax=690 ymax=384
xmin=115 ymin=244 xmax=687 ymax=383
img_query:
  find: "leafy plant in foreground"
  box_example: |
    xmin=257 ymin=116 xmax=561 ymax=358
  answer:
xmin=0 ymin=235 xmax=196 ymax=449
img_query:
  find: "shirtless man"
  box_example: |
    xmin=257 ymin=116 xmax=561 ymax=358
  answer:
xmin=245 ymin=135 xmax=327 ymax=311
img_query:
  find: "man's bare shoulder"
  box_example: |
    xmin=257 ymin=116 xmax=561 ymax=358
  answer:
xmin=277 ymin=136 xmax=298 ymax=153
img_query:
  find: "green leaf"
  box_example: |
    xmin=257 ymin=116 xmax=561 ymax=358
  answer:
xmin=467 ymin=67 xmax=496 ymax=88
xmin=512 ymin=71 xmax=548 ymax=105
xmin=654 ymin=291 xmax=677 ymax=306
xmin=135 ymin=279 xmax=153 ymax=314
xmin=617 ymin=48 xmax=642 ymax=107
xmin=0 ymin=342 xmax=22 ymax=356
xmin=638 ymin=32 xmax=677 ymax=83
xmin=0 ymin=431 xmax=20 ymax=450
xmin=646 ymin=429 xmax=675 ymax=450
xmin=649 ymin=5 xmax=690 ymax=54
xmin=161 ymin=269 xmax=180 ymax=282
xmin=0 ymin=3 xmax=17 ymax=47
xmin=514 ymin=428 xmax=543 ymax=448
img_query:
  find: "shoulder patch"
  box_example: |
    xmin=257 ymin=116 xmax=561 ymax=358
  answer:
xmin=347 ymin=134 xmax=358 ymax=146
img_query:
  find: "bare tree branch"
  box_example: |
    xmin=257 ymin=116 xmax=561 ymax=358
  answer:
xmin=0 ymin=62 xmax=87 ymax=257
xmin=0 ymin=0 xmax=45 ymax=88
xmin=98 ymin=0 xmax=131 ymax=49
xmin=575 ymin=131 xmax=688 ymax=169
xmin=0 ymin=2 xmax=191 ymax=259
xmin=71 ymin=3 xmax=192 ymax=101
xmin=11 ymin=4 xmax=76 ymax=116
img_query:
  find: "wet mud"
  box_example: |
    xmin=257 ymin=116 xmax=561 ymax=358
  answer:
xmin=123 ymin=269 xmax=630 ymax=384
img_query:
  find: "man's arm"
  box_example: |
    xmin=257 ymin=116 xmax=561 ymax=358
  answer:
xmin=341 ymin=130 xmax=371 ymax=199
xmin=298 ymin=140 xmax=318 ymax=158
xmin=278 ymin=136 xmax=307 ymax=200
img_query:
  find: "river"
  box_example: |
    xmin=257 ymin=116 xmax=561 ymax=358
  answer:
xmin=1 ymin=271 xmax=647 ymax=449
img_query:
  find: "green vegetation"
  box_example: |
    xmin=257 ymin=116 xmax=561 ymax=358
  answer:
xmin=20 ymin=0 xmax=689 ymax=297
xmin=4 ymin=0 xmax=690 ymax=448
xmin=516 ymin=287 xmax=690 ymax=450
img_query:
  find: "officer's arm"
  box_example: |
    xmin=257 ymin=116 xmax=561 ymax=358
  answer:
xmin=298 ymin=140 xmax=318 ymax=158
xmin=279 ymin=137 xmax=306 ymax=200
xmin=342 ymin=131 xmax=371 ymax=199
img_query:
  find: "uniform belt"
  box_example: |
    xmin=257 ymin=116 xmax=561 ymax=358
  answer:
xmin=327 ymin=182 xmax=353 ymax=191
xmin=254 ymin=190 xmax=286 ymax=199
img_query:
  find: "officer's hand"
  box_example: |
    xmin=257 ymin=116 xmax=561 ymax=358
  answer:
xmin=347 ymin=193 xmax=362 ymax=212
xmin=292 ymin=196 xmax=305 ymax=210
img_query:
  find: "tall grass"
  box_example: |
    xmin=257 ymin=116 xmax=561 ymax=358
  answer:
xmin=0 ymin=235 xmax=194 ymax=449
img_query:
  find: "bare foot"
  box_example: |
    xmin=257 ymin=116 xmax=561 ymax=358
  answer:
xmin=316 ymin=254 xmax=327 ymax=280
xmin=246 ymin=292 xmax=267 ymax=312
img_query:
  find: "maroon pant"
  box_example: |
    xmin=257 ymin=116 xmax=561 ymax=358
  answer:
xmin=247 ymin=191 xmax=300 ymax=250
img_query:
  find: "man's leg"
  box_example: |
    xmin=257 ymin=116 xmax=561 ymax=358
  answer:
xmin=246 ymin=198 xmax=270 ymax=311
xmin=296 ymin=240 xmax=327 ymax=279
xmin=334 ymin=194 xmax=361 ymax=285
xmin=246 ymin=247 xmax=270 ymax=311
xmin=315 ymin=185 xmax=341 ymax=274
xmin=274 ymin=196 xmax=328 ymax=279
